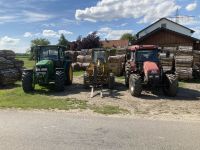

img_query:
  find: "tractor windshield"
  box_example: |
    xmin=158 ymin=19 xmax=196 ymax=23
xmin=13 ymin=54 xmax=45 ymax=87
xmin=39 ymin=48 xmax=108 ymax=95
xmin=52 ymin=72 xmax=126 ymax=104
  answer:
xmin=93 ymin=51 xmax=107 ymax=63
xmin=39 ymin=47 xmax=59 ymax=61
xmin=136 ymin=50 xmax=159 ymax=62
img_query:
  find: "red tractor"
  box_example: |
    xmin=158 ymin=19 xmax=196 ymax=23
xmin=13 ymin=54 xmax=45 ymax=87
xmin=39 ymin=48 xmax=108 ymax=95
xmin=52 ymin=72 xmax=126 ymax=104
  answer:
xmin=125 ymin=45 xmax=178 ymax=97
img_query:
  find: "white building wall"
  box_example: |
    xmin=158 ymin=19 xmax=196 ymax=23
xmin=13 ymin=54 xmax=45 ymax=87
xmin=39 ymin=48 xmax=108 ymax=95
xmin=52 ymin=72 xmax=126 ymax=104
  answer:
xmin=138 ymin=19 xmax=193 ymax=38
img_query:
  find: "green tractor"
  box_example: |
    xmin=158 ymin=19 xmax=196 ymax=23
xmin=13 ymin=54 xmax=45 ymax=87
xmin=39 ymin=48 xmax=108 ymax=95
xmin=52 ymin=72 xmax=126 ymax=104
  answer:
xmin=22 ymin=45 xmax=73 ymax=93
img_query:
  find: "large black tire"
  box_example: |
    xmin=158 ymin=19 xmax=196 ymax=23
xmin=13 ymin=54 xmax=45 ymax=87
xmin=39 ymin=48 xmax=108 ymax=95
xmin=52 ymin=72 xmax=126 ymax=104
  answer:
xmin=125 ymin=71 xmax=129 ymax=87
xmin=129 ymin=74 xmax=142 ymax=97
xmin=163 ymin=74 xmax=178 ymax=97
xmin=22 ymin=71 xmax=34 ymax=93
xmin=55 ymin=70 xmax=65 ymax=92
xmin=65 ymin=65 xmax=73 ymax=85
xmin=108 ymin=73 xmax=115 ymax=89
xmin=83 ymin=72 xmax=89 ymax=89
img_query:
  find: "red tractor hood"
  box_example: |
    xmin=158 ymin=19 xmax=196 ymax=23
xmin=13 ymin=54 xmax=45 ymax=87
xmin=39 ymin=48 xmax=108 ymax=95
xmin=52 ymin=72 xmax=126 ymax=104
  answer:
xmin=143 ymin=61 xmax=159 ymax=75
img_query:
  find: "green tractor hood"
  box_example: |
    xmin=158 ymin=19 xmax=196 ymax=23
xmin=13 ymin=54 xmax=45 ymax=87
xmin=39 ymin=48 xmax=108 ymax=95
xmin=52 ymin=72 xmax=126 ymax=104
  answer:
xmin=36 ymin=60 xmax=53 ymax=66
xmin=36 ymin=60 xmax=54 ymax=74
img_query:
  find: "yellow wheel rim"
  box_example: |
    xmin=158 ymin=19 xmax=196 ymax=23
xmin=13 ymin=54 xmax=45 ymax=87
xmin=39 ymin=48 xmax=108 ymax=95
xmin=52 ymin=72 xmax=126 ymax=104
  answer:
xmin=69 ymin=66 xmax=73 ymax=81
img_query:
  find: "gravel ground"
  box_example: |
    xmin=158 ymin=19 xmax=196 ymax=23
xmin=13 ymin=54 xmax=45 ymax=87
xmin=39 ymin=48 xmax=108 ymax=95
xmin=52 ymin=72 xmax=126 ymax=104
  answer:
xmin=53 ymin=76 xmax=200 ymax=120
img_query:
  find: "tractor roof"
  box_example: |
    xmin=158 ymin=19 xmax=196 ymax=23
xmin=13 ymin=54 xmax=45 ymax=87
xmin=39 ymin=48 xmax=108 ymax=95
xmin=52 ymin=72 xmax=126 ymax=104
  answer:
xmin=128 ymin=45 xmax=158 ymax=51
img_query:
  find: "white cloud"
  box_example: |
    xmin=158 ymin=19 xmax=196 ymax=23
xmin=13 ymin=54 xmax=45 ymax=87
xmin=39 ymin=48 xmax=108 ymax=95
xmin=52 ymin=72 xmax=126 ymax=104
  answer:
xmin=186 ymin=2 xmax=197 ymax=11
xmin=0 ymin=16 xmax=16 ymax=24
xmin=0 ymin=36 xmax=23 ymax=53
xmin=23 ymin=30 xmax=73 ymax=38
xmin=0 ymin=11 xmax=54 ymax=24
xmin=0 ymin=36 xmax=20 ymax=46
xmin=23 ymin=11 xmax=53 ymax=22
xmin=98 ymin=27 xmax=133 ymax=40
xmin=169 ymin=16 xmax=200 ymax=26
xmin=120 ymin=23 xmax=128 ymax=27
xmin=58 ymin=30 xmax=73 ymax=35
xmin=75 ymin=0 xmax=179 ymax=23
xmin=23 ymin=32 xmax=33 ymax=38
xmin=42 ymin=30 xmax=58 ymax=37
xmin=42 ymin=29 xmax=73 ymax=38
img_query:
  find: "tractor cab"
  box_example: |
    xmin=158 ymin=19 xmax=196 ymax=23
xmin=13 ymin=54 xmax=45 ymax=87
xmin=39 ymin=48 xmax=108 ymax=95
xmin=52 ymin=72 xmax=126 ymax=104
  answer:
xmin=34 ymin=45 xmax=66 ymax=69
xmin=92 ymin=48 xmax=109 ymax=64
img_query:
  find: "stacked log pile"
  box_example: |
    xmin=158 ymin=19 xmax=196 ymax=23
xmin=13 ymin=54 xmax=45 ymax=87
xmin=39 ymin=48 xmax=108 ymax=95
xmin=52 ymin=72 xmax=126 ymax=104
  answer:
xmin=162 ymin=47 xmax=177 ymax=54
xmin=72 ymin=49 xmax=92 ymax=71
xmin=64 ymin=51 xmax=81 ymax=63
xmin=176 ymin=46 xmax=193 ymax=56
xmin=108 ymin=55 xmax=125 ymax=76
xmin=193 ymin=50 xmax=200 ymax=67
xmin=0 ymin=50 xmax=24 ymax=86
xmin=175 ymin=56 xmax=193 ymax=80
xmin=159 ymin=53 xmax=174 ymax=72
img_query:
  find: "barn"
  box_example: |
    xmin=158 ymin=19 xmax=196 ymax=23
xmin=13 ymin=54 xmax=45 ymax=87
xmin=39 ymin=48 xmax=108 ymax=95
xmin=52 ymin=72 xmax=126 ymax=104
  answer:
xmin=135 ymin=18 xmax=200 ymax=49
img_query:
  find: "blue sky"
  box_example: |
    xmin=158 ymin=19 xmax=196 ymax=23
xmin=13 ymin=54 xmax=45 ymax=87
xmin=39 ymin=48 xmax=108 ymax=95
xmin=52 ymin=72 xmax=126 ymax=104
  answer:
xmin=0 ymin=0 xmax=199 ymax=53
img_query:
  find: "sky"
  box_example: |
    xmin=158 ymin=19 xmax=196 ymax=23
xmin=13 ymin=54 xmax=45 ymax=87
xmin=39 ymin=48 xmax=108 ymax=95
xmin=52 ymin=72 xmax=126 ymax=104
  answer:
xmin=0 ymin=0 xmax=199 ymax=53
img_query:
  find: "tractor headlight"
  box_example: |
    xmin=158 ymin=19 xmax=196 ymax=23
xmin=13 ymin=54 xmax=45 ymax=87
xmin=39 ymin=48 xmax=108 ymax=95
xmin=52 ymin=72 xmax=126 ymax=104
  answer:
xmin=41 ymin=68 xmax=48 ymax=71
xmin=151 ymin=70 xmax=158 ymax=74
xmin=36 ymin=67 xmax=40 ymax=71
xmin=149 ymin=75 xmax=153 ymax=78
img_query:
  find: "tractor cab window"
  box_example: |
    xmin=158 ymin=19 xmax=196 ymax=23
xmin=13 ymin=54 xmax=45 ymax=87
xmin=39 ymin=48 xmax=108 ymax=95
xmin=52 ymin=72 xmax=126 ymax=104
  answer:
xmin=93 ymin=51 xmax=107 ymax=63
xmin=59 ymin=47 xmax=64 ymax=60
xmin=39 ymin=47 xmax=59 ymax=61
xmin=136 ymin=50 xmax=159 ymax=62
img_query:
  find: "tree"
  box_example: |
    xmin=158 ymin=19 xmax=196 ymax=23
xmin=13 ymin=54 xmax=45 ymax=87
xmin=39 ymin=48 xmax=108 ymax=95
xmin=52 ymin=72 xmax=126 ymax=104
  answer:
xmin=81 ymin=31 xmax=101 ymax=49
xmin=31 ymin=38 xmax=50 ymax=47
xmin=120 ymin=33 xmax=136 ymax=44
xmin=58 ymin=34 xmax=70 ymax=49
xmin=30 ymin=38 xmax=50 ymax=60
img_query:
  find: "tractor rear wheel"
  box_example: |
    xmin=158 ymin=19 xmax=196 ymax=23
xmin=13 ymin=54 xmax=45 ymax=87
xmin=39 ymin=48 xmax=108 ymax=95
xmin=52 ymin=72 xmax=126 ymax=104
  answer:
xmin=163 ymin=74 xmax=178 ymax=97
xmin=65 ymin=65 xmax=73 ymax=85
xmin=22 ymin=71 xmax=34 ymax=93
xmin=55 ymin=70 xmax=65 ymax=92
xmin=129 ymin=74 xmax=142 ymax=97
xmin=108 ymin=73 xmax=115 ymax=89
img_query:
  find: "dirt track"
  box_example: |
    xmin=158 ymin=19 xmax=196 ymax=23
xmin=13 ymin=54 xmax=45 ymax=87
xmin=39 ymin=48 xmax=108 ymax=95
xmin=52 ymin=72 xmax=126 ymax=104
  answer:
xmin=53 ymin=76 xmax=200 ymax=120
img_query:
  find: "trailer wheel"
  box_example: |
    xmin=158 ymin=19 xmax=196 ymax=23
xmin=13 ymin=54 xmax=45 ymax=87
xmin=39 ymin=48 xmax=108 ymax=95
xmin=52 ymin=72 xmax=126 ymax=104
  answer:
xmin=129 ymin=74 xmax=142 ymax=97
xmin=55 ymin=70 xmax=65 ymax=92
xmin=22 ymin=71 xmax=34 ymax=93
xmin=163 ymin=74 xmax=178 ymax=97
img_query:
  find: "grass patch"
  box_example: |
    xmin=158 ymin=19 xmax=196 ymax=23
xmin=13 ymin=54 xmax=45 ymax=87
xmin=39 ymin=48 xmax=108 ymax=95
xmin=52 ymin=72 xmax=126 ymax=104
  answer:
xmin=179 ymin=82 xmax=187 ymax=88
xmin=93 ymin=105 xmax=129 ymax=115
xmin=0 ymin=83 xmax=88 ymax=110
xmin=73 ymin=71 xmax=84 ymax=77
xmin=16 ymin=55 xmax=35 ymax=69
xmin=0 ymin=82 xmax=128 ymax=115
xmin=116 ymin=76 xmax=125 ymax=80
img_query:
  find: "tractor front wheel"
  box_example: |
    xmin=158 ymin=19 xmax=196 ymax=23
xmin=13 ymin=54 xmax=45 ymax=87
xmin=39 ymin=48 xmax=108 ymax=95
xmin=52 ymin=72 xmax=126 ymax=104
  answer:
xmin=129 ymin=74 xmax=142 ymax=97
xmin=55 ymin=70 xmax=65 ymax=92
xmin=108 ymin=73 xmax=115 ymax=89
xmin=22 ymin=71 xmax=34 ymax=93
xmin=163 ymin=74 xmax=178 ymax=97
xmin=65 ymin=65 xmax=73 ymax=85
